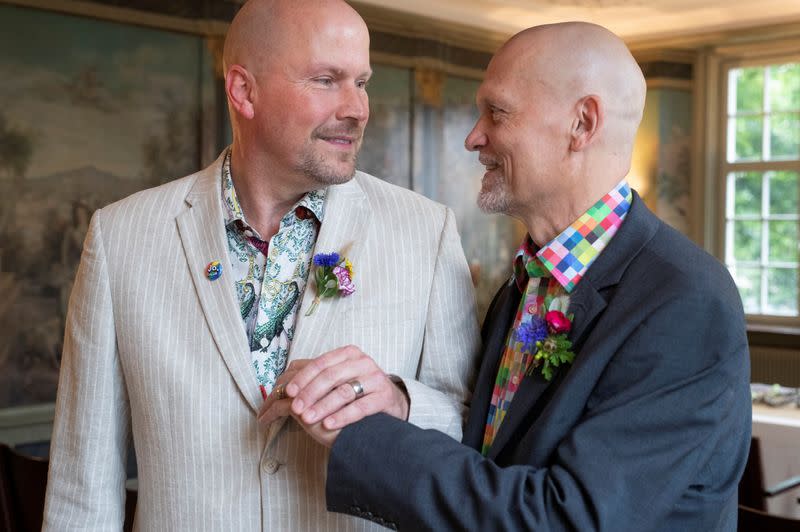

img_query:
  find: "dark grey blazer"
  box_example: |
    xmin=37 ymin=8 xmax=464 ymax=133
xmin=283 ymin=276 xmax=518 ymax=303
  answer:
xmin=326 ymin=192 xmax=752 ymax=531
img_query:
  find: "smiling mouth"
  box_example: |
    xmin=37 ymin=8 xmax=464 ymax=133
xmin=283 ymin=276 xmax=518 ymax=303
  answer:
xmin=479 ymin=158 xmax=501 ymax=171
xmin=320 ymin=136 xmax=355 ymax=144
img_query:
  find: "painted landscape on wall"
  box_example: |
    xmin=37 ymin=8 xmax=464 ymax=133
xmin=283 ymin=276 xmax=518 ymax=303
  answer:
xmin=0 ymin=4 xmax=212 ymax=408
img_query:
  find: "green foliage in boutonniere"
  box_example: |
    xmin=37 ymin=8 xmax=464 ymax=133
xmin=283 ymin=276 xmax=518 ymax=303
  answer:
xmin=515 ymin=300 xmax=576 ymax=381
xmin=305 ymin=252 xmax=355 ymax=316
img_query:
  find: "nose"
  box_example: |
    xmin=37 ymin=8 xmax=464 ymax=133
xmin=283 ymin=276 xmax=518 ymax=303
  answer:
xmin=338 ymin=84 xmax=369 ymax=124
xmin=464 ymin=119 xmax=487 ymax=152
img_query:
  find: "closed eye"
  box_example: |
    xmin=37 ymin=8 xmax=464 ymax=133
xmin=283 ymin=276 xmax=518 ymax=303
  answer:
xmin=489 ymin=106 xmax=505 ymax=121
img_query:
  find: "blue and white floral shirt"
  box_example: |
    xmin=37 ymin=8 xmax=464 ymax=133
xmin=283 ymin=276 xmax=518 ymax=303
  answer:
xmin=221 ymin=150 xmax=326 ymax=391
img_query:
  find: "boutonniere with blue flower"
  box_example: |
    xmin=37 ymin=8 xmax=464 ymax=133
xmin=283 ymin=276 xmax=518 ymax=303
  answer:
xmin=305 ymin=252 xmax=355 ymax=316
xmin=515 ymin=301 xmax=575 ymax=381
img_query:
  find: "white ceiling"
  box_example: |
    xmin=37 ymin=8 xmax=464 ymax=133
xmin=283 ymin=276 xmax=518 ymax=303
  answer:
xmin=356 ymin=0 xmax=800 ymax=44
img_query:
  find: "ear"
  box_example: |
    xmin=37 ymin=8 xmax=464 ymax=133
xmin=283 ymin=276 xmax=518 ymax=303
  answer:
xmin=569 ymin=94 xmax=602 ymax=152
xmin=225 ymin=65 xmax=256 ymax=120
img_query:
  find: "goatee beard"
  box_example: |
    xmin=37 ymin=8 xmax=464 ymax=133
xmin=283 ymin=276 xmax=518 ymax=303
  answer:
xmin=477 ymin=176 xmax=511 ymax=214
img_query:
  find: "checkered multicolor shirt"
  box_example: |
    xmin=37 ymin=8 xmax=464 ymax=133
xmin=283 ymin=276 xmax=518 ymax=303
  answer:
xmin=482 ymin=180 xmax=632 ymax=455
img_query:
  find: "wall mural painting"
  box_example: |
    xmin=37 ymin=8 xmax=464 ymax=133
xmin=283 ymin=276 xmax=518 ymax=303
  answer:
xmin=655 ymin=89 xmax=692 ymax=236
xmin=356 ymin=67 xmax=519 ymax=317
xmin=0 ymin=5 xmax=517 ymax=411
xmin=427 ymin=76 xmax=522 ymax=318
xmin=0 ymin=4 xmax=214 ymax=408
xmin=359 ymin=64 xmax=412 ymax=189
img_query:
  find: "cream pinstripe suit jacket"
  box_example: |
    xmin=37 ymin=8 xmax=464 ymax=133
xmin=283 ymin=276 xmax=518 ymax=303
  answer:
xmin=43 ymin=151 xmax=481 ymax=531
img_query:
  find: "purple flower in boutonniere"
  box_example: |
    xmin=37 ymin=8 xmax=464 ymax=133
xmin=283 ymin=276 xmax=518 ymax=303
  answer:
xmin=305 ymin=252 xmax=355 ymax=316
xmin=519 ymin=310 xmax=576 ymax=381
xmin=333 ymin=265 xmax=355 ymax=296
xmin=516 ymin=318 xmax=548 ymax=349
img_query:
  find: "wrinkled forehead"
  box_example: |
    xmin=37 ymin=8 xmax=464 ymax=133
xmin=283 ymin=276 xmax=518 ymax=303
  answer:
xmin=477 ymin=45 xmax=550 ymax=106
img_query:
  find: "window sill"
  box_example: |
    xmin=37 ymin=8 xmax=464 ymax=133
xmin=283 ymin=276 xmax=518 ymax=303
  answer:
xmin=747 ymin=323 xmax=800 ymax=349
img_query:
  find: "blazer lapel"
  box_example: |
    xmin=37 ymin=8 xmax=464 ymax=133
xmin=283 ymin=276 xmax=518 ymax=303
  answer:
xmin=488 ymin=372 xmax=556 ymax=460
xmin=177 ymin=154 xmax=261 ymax=415
xmin=485 ymin=278 xmax=609 ymax=458
xmin=567 ymin=190 xmax=658 ymax=352
xmin=288 ymin=175 xmax=371 ymax=362
xmin=462 ymin=281 xmax=520 ymax=449
xmin=487 ymin=191 xmax=658 ymax=459
xmin=264 ymin=174 xmax=371 ymax=444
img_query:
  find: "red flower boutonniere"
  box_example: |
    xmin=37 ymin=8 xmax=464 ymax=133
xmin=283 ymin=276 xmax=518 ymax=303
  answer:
xmin=516 ymin=307 xmax=576 ymax=381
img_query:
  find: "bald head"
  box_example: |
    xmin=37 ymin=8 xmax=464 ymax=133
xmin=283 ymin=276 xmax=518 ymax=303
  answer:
xmin=466 ymin=22 xmax=646 ymax=241
xmin=223 ymin=0 xmax=368 ymax=76
xmin=497 ymin=22 xmax=646 ymax=155
xmin=221 ymin=0 xmax=371 ymax=200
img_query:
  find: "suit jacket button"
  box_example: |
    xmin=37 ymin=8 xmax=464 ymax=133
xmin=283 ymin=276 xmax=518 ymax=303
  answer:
xmin=262 ymin=458 xmax=280 ymax=474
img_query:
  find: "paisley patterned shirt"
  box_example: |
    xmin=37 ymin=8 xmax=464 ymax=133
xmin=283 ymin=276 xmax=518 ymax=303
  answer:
xmin=220 ymin=150 xmax=326 ymax=391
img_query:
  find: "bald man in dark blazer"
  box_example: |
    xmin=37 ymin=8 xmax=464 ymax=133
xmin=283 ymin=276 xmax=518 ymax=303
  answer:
xmin=284 ymin=21 xmax=751 ymax=532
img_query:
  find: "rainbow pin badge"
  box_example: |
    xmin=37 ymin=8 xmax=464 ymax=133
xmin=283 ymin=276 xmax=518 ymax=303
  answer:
xmin=205 ymin=260 xmax=222 ymax=281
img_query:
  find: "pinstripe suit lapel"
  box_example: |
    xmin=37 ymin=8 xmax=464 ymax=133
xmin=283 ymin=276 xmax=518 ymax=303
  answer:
xmin=290 ymin=176 xmax=371 ymax=361
xmin=264 ymin=176 xmax=370 ymax=445
xmin=177 ymin=158 xmax=262 ymax=415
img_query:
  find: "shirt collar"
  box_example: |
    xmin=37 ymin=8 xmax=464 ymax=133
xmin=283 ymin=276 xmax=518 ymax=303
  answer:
xmin=513 ymin=179 xmax=632 ymax=293
xmin=220 ymin=149 xmax=326 ymax=239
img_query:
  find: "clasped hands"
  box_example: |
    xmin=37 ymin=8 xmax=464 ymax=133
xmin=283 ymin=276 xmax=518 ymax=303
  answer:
xmin=257 ymin=345 xmax=410 ymax=447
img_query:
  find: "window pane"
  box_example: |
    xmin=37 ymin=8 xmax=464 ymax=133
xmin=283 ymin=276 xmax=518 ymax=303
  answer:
xmin=766 ymin=268 xmax=798 ymax=315
xmin=769 ymin=171 xmax=799 ymax=215
xmin=731 ymin=266 xmax=761 ymax=313
xmin=768 ymin=221 xmax=799 ymax=262
xmin=734 ymin=172 xmax=763 ymax=215
xmin=769 ymin=63 xmax=800 ymax=112
xmin=731 ymin=116 xmax=763 ymax=161
xmin=733 ymin=220 xmax=762 ymax=261
xmin=734 ymin=67 xmax=764 ymax=113
xmin=769 ymin=112 xmax=800 ymax=160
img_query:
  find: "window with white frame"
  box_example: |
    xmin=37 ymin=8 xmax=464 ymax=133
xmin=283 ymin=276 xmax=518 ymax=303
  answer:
xmin=724 ymin=59 xmax=799 ymax=318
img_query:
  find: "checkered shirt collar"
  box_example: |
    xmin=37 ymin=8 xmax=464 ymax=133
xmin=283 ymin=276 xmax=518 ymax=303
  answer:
xmin=513 ymin=180 xmax=633 ymax=293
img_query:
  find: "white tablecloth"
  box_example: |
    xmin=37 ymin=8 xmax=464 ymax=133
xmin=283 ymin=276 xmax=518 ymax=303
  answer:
xmin=751 ymin=403 xmax=800 ymax=518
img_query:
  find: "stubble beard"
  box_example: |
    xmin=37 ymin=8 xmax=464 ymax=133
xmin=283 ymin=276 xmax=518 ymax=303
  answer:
xmin=477 ymin=171 xmax=511 ymax=214
xmin=298 ymin=148 xmax=359 ymax=186
xmin=297 ymin=123 xmax=363 ymax=186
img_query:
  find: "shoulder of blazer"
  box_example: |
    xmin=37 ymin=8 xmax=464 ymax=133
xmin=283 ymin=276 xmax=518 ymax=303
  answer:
xmin=96 ymin=152 xmax=225 ymax=228
xmin=352 ymin=170 xmax=448 ymax=225
xmin=580 ymin=190 xmax=739 ymax=306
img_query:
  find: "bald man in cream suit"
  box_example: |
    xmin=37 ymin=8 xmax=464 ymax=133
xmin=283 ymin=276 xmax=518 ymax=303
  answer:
xmin=43 ymin=1 xmax=480 ymax=530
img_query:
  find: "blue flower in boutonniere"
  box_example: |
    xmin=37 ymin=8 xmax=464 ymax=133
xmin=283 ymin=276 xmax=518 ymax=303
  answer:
xmin=518 ymin=309 xmax=576 ymax=381
xmin=305 ymin=252 xmax=355 ymax=316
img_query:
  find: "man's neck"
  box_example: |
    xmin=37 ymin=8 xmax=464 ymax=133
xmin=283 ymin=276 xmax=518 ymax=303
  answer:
xmin=521 ymin=197 xmax=585 ymax=248
xmin=521 ymin=178 xmax=620 ymax=248
xmin=230 ymin=148 xmax=308 ymax=241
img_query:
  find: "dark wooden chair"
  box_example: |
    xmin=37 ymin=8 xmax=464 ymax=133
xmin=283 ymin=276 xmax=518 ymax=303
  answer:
xmin=0 ymin=442 xmax=50 ymax=532
xmin=739 ymin=436 xmax=800 ymax=511
xmin=737 ymin=436 xmax=800 ymax=531
xmin=0 ymin=442 xmax=137 ymax=531
xmin=738 ymin=505 xmax=800 ymax=532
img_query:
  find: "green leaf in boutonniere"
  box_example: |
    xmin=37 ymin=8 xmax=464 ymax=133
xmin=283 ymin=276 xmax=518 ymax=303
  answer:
xmin=517 ymin=310 xmax=576 ymax=381
xmin=305 ymin=252 xmax=355 ymax=316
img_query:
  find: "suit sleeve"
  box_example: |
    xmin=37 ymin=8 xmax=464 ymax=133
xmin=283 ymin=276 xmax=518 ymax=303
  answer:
xmin=43 ymin=209 xmax=131 ymax=530
xmin=326 ymin=287 xmax=751 ymax=531
xmin=398 ymin=207 xmax=481 ymax=440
